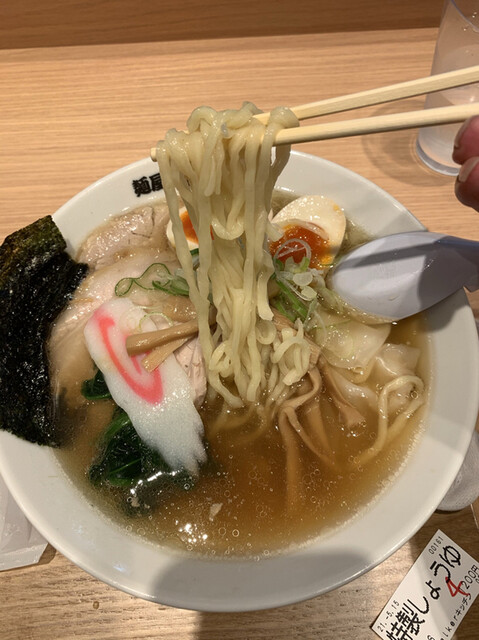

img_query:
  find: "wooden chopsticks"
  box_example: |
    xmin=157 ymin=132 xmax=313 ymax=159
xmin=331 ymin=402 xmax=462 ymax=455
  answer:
xmin=274 ymin=102 xmax=479 ymax=146
xmin=150 ymin=66 xmax=479 ymax=159
xmin=255 ymin=65 xmax=479 ymax=122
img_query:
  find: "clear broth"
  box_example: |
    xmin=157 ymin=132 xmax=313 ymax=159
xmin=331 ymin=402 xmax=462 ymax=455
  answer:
xmin=54 ymin=197 xmax=430 ymax=558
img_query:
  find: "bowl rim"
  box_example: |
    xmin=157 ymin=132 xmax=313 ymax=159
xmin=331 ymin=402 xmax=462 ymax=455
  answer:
xmin=0 ymin=151 xmax=478 ymax=612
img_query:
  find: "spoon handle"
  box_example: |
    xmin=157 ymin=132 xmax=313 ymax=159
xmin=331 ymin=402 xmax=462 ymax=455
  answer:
xmin=436 ymin=235 xmax=479 ymax=291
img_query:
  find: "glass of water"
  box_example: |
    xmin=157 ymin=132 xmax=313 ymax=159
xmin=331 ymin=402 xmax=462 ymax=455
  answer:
xmin=416 ymin=0 xmax=479 ymax=176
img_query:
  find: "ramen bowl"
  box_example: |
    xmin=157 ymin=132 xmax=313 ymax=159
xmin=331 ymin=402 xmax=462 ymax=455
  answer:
xmin=0 ymin=151 xmax=477 ymax=612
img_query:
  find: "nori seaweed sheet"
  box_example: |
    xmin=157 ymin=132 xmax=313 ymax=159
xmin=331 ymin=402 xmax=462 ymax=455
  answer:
xmin=0 ymin=216 xmax=88 ymax=446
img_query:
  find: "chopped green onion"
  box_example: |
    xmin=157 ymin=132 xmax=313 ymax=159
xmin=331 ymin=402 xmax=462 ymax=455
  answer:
xmin=190 ymin=248 xmax=200 ymax=269
xmin=152 ymin=275 xmax=189 ymax=297
xmin=274 ymin=277 xmax=309 ymax=322
xmin=298 ymin=285 xmax=317 ymax=301
xmin=115 ymin=262 xmax=190 ymax=298
xmin=115 ymin=278 xmax=134 ymax=297
xmin=292 ymin=271 xmax=313 ymax=287
xmin=271 ymin=296 xmax=297 ymax=323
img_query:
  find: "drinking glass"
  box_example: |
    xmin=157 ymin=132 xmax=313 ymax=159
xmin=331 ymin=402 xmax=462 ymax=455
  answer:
xmin=416 ymin=0 xmax=479 ymax=175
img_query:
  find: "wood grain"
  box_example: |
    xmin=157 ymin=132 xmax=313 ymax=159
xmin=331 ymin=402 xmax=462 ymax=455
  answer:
xmin=0 ymin=0 xmax=443 ymax=49
xmin=0 ymin=511 xmax=477 ymax=640
xmin=4 ymin=30 xmax=479 ymax=241
xmin=0 ymin=25 xmax=478 ymax=640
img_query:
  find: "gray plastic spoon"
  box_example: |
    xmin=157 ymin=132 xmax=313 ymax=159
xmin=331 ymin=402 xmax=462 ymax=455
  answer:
xmin=329 ymin=231 xmax=479 ymax=320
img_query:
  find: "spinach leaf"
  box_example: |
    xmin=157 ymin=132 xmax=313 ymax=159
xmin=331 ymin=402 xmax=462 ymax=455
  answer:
xmin=81 ymin=369 xmax=111 ymax=400
xmin=88 ymin=407 xmax=196 ymax=514
xmin=82 ymin=369 xmax=209 ymax=516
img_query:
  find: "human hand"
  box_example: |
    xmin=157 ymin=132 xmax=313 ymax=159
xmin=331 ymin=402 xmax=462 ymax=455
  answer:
xmin=452 ymin=116 xmax=479 ymax=211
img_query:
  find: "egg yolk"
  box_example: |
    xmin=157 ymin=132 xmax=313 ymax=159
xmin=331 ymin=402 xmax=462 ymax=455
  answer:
xmin=179 ymin=209 xmax=198 ymax=244
xmin=269 ymin=224 xmax=330 ymax=269
xmin=179 ymin=214 xmax=330 ymax=268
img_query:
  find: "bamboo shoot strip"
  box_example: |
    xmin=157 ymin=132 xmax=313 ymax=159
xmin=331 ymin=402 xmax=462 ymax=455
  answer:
xmin=126 ymin=319 xmax=200 ymax=356
xmin=142 ymin=337 xmax=189 ymax=372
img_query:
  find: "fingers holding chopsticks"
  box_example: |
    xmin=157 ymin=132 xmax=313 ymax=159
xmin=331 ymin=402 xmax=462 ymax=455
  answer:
xmin=453 ymin=116 xmax=479 ymax=212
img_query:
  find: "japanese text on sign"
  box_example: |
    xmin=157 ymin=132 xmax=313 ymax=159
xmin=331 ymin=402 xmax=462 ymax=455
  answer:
xmin=373 ymin=530 xmax=479 ymax=640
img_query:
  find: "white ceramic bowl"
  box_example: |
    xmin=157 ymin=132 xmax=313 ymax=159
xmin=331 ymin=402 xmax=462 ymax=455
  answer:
xmin=0 ymin=152 xmax=478 ymax=612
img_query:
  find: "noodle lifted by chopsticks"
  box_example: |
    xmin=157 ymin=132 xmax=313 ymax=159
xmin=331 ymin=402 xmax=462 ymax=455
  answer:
xmin=155 ymin=102 xmax=310 ymax=407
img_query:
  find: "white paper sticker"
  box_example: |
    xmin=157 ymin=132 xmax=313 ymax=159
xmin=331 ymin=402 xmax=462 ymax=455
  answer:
xmin=373 ymin=530 xmax=479 ymax=640
xmin=0 ymin=474 xmax=47 ymax=571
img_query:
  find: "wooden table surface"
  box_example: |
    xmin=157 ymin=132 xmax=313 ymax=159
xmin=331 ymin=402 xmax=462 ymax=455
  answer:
xmin=1 ymin=26 xmax=478 ymax=640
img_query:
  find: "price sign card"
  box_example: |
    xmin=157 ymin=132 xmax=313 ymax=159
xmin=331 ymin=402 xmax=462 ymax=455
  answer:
xmin=373 ymin=530 xmax=479 ymax=640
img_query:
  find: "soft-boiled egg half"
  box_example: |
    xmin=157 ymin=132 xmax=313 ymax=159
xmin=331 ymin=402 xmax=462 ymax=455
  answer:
xmin=166 ymin=207 xmax=199 ymax=251
xmin=167 ymin=197 xmax=346 ymax=270
xmin=270 ymin=195 xmax=346 ymax=270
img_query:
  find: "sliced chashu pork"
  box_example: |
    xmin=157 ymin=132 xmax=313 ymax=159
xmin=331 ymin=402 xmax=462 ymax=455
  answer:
xmin=78 ymin=202 xmax=171 ymax=268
